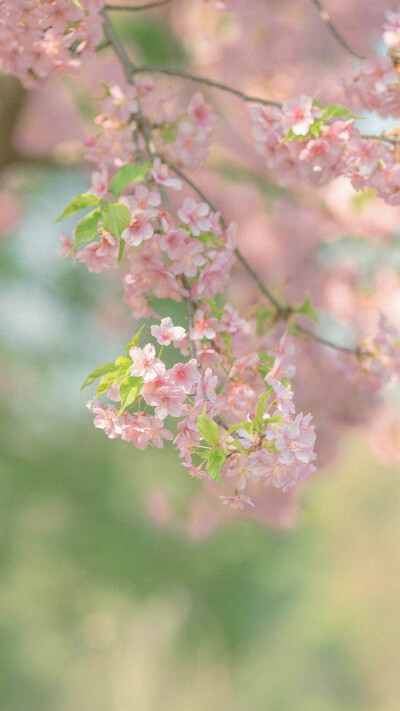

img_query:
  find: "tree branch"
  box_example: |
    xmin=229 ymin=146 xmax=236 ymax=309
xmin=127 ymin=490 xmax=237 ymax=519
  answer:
xmin=105 ymin=0 xmax=172 ymax=10
xmin=310 ymin=0 xmax=365 ymax=60
xmin=132 ymin=65 xmax=282 ymax=107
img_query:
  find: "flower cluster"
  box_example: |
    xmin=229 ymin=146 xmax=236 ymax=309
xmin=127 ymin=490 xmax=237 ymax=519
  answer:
xmin=85 ymin=319 xmax=316 ymax=509
xmin=251 ymin=93 xmax=400 ymax=205
xmin=0 ymin=0 xmax=104 ymax=86
xmin=341 ymin=9 xmax=400 ymax=118
xmin=338 ymin=314 xmax=400 ymax=390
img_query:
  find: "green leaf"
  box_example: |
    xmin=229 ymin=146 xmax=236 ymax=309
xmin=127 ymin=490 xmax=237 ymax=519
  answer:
xmin=81 ymin=362 xmax=118 ymax=393
xmin=117 ymin=375 xmax=143 ymax=416
xmin=197 ymin=406 xmax=220 ymax=447
xmin=256 ymin=306 xmax=274 ymax=335
xmin=204 ymin=298 xmax=222 ymax=319
xmin=115 ymin=356 xmax=132 ymax=370
xmin=96 ymin=370 xmax=122 ymax=398
xmin=296 ymin=293 xmax=318 ymax=323
xmin=254 ymin=389 xmax=272 ymax=433
xmin=160 ymin=125 xmax=177 ymax=145
xmin=110 ymin=162 xmax=152 ymax=198
xmin=310 ymin=119 xmax=323 ymax=137
xmin=125 ymin=325 xmax=145 ymax=355
xmin=279 ymin=128 xmax=310 ymax=146
xmin=192 ymin=231 xmax=225 ymax=247
xmin=71 ymin=0 xmax=83 ymax=7
xmin=322 ymin=103 xmax=357 ymax=120
xmin=118 ymin=238 xmax=126 ymax=262
xmin=102 ymin=202 xmax=131 ymax=239
xmin=55 ymin=193 xmax=99 ymax=222
xmin=220 ymin=331 xmax=232 ymax=356
xmin=205 ymin=447 xmax=226 ymax=483
xmin=227 ymin=420 xmax=254 ymax=436
xmin=74 ymin=208 xmax=101 ymax=248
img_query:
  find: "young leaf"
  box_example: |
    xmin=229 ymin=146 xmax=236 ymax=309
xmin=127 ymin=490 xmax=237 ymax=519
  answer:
xmin=254 ymin=389 xmax=272 ymax=432
xmin=220 ymin=331 xmax=232 ymax=356
xmin=55 ymin=193 xmax=99 ymax=222
xmin=125 ymin=325 xmax=145 ymax=355
xmin=204 ymin=298 xmax=222 ymax=319
xmin=118 ymin=238 xmax=126 ymax=262
xmin=255 ymin=306 xmax=274 ymax=335
xmin=279 ymin=128 xmax=310 ymax=146
xmin=110 ymin=162 xmax=152 ymax=198
xmin=227 ymin=420 xmax=254 ymax=436
xmin=192 ymin=231 xmax=224 ymax=246
xmin=115 ymin=356 xmax=132 ymax=370
xmin=117 ymin=375 xmax=143 ymax=416
xmin=74 ymin=208 xmax=102 ymax=248
xmin=322 ymin=103 xmax=357 ymax=120
xmin=206 ymin=448 xmax=226 ymax=483
xmin=297 ymin=293 xmax=318 ymax=323
xmin=81 ymin=362 xmax=118 ymax=393
xmin=96 ymin=370 xmax=122 ymax=398
xmin=197 ymin=406 xmax=220 ymax=447
xmin=71 ymin=0 xmax=83 ymax=7
xmin=160 ymin=125 xmax=177 ymax=145
xmin=102 ymin=202 xmax=131 ymax=239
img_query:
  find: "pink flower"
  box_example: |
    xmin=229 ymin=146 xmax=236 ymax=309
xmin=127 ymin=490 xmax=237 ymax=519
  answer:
xmin=129 ymin=343 xmax=165 ymax=382
xmin=122 ymin=212 xmax=153 ymax=246
xmin=177 ymin=197 xmax=211 ymax=236
xmin=188 ymin=92 xmax=215 ymax=129
xmin=196 ymin=368 xmax=219 ymax=402
xmin=170 ymin=243 xmax=207 ymax=277
xmin=88 ymin=400 xmax=123 ymax=439
xmin=160 ymin=228 xmax=188 ymax=259
xmin=219 ymin=493 xmax=255 ymax=510
xmin=58 ymin=230 xmax=74 ymax=260
xmin=75 ymin=233 xmax=119 ymax=273
xmin=137 ymin=416 xmax=174 ymax=449
xmin=272 ymin=380 xmax=295 ymax=418
xmin=147 ymin=385 xmax=187 ymax=419
xmin=281 ymin=96 xmax=321 ymax=136
xmin=151 ymin=317 xmax=186 ymax=346
xmin=90 ymin=170 xmax=109 ymax=198
xmin=171 ymin=359 xmax=201 ymax=393
xmin=102 ymin=85 xmax=138 ymax=121
xmin=152 ymin=158 xmax=182 ymax=190
xmin=190 ymin=309 xmax=218 ymax=340
xmin=182 ymin=463 xmax=211 ymax=480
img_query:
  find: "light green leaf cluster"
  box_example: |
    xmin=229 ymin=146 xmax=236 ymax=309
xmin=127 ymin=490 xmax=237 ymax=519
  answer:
xmin=81 ymin=327 xmax=145 ymax=414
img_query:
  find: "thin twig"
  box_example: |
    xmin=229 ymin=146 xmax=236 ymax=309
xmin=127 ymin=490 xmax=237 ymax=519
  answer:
xmin=100 ymin=8 xmax=134 ymax=80
xmin=361 ymin=133 xmax=400 ymax=146
xmin=105 ymin=0 xmax=172 ymax=10
xmin=310 ymin=0 xmax=365 ymax=60
xmin=296 ymin=325 xmax=365 ymax=356
xmin=133 ymin=65 xmax=282 ymax=107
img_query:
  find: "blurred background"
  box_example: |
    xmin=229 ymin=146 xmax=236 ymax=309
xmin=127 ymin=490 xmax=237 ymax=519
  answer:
xmin=1 ymin=2 xmax=400 ymax=710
